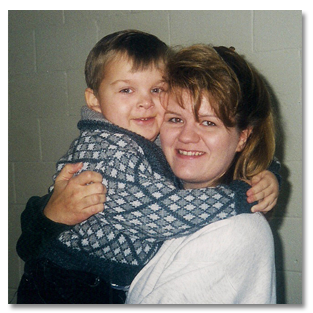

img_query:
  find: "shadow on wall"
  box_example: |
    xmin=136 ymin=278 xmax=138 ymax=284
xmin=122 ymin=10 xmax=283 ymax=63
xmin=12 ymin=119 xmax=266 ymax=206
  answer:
xmin=266 ymin=80 xmax=291 ymax=304
xmin=269 ymin=167 xmax=291 ymax=304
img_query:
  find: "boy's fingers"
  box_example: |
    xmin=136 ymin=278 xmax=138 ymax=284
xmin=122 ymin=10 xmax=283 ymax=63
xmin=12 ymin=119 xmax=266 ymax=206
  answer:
xmin=252 ymin=198 xmax=277 ymax=213
xmin=246 ymin=183 xmax=263 ymax=197
xmin=252 ymin=200 xmax=269 ymax=212
xmin=247 ymin=184 xmax=273 ymax=203
xmin=251 ymin=175 xmax=262 ymax=185
xmin=247 ymin=189 xmax=264 ymax=203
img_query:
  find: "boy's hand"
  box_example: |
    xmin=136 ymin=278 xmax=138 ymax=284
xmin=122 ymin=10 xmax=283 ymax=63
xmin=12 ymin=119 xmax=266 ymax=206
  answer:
xmin=44 ymin=163 xmax=106 ymax=225
xmin=246 ymin=170 xmax=279 ymax=213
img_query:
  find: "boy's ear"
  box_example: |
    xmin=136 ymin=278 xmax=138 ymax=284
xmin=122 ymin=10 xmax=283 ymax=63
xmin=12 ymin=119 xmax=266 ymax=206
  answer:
xmin=236 ymin=127 xmax=253 ymax=152
xmin=85 ymin=88 xmax=102 ymax=113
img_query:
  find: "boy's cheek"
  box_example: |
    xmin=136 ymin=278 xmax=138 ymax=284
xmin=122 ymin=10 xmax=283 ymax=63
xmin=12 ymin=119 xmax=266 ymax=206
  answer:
xmin=156 ymin=112 xmax=166 ymax=130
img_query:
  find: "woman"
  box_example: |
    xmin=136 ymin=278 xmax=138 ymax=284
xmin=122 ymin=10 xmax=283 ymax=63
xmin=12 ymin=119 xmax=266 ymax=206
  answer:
xmin=126 ymin=45 xmax=277 ymax=304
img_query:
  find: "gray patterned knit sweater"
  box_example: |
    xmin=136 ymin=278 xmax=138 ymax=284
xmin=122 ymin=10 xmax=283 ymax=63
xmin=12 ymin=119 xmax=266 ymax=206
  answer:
xmin=43 ymin=107 xmax=255 ymax=287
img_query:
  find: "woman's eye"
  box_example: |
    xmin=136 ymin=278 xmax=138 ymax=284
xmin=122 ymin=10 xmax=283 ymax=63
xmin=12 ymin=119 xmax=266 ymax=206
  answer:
xmin=168 ymin=117 xmax=183 ymax=123
xmin=201 ymin=120 xmax=216 ymax=127
xmin=151 ymin=87 xmax=163 ymax=94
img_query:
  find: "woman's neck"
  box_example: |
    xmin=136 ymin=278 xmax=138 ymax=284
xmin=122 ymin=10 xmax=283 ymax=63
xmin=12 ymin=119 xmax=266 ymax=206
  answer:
xmin=183 ymin=181 xmax=216 ymax=190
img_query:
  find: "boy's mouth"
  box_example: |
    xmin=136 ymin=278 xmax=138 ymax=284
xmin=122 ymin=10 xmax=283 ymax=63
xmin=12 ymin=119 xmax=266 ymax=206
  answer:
xmin=133 ymin=117 xmax=155 ymax=124
xmin=139 ymin=117 xmax=152 ymax=121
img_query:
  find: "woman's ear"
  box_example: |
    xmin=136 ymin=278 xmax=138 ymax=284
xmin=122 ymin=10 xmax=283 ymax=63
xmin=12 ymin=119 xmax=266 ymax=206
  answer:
xmin=236 ymin=127 xmax=253 ymax=152
xmin=85 ymin=88 xmax=102 ymax=113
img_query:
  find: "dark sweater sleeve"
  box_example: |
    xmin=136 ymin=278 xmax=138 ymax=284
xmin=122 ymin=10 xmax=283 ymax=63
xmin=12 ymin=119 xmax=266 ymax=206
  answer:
xmin=16 ymin=193 xmax=72 ymax=262
xmin=269 ymin=157 xmax=282 ymax=188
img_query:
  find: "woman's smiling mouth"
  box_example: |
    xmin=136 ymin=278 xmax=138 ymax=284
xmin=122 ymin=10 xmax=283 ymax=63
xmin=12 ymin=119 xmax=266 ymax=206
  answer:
xmin=177 ymin=149 xmax=205 ymax=156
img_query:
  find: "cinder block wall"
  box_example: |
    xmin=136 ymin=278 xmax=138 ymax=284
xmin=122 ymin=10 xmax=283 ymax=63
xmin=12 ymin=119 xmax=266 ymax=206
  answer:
xmin=8 ymin=10 xmax=302 ymax=304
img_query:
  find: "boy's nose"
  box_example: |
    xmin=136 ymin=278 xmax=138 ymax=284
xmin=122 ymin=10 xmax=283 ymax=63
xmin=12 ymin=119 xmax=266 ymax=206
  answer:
xmin=138 ymin=92 xmax=154 ymax=109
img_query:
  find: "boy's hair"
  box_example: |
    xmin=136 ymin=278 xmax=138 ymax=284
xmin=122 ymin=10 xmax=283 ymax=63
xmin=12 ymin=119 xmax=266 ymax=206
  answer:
xmin=85 ymin=30 xmax=169 ymax=94
xmin=166 ymin=44 xmax=276 ymax=182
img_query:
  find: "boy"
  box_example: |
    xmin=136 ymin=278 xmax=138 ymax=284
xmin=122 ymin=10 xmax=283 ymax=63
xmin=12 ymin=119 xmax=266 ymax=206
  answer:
xmin=16 ymin=30 xmax=280 ymax=304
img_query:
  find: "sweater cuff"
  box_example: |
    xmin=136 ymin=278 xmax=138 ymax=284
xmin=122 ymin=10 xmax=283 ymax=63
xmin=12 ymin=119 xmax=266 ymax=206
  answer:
xmin=268 ymin=157 xmax=282 ymax=189
xmin=228 ymin=180 xmax=256 ymax=214
xmin=26 ymin=194 xmax=72 ymax=238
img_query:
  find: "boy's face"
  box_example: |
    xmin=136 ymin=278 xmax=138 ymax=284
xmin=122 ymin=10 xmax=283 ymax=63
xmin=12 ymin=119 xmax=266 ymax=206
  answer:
xmin=86 ymin=56 xmax=166 ymax=141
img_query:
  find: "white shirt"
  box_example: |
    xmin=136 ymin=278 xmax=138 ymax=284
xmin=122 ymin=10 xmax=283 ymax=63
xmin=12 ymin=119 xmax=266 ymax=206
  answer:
xmin=126 ymin=213 xmax=276 ymax=304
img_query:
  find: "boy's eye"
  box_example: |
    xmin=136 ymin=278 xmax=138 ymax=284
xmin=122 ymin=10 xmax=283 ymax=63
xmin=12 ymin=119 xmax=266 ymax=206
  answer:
xmin=120 ymin=88 xmax=132 ymax=94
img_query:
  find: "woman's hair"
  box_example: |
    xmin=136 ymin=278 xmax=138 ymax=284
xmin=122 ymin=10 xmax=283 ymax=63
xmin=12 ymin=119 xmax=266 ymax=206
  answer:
xmin=166 ymin=44 xmax=276 ymax=182
xmin=85 ymin=29 xmax=169 ymax=94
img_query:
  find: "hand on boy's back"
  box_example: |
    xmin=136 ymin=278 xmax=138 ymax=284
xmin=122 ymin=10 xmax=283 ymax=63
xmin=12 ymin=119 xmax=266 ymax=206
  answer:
xmin=44 ymin=163 xmax=106 ymax=225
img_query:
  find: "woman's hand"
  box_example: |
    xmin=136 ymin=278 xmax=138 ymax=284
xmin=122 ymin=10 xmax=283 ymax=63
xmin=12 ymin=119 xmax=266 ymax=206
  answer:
xmin=246 ymin=170 xmax=279 ymax=213
xmin=44 ymin=163 xmax=106 ymax=225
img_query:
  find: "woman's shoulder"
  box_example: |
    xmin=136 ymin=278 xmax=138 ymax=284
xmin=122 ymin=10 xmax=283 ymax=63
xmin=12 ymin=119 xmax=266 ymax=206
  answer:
xmin=226 ymin=213 xmax=273 ymax=240
xmin=231 ymin=212 xmax=271 ymax=232
xmin=222 ymin=213 xmax=274 ymax=258
xmin=169 ymin=213 xmax=272 ymax=260
xmin=191 ymin=213 xmax=273 ymax=256
xmin=196 ymin=212 xmax=270 ymax=236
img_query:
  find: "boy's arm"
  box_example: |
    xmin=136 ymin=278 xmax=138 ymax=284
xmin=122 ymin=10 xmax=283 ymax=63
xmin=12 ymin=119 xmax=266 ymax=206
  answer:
xmin=80 ymin=151 xmax=254 ymax=240
xmin=95 ymin=154 xmax=280 ymax=240
xmin=51 ymin=125 xmax=279 ymax=241
xmin=48 ymin=125 xmax=254 ymax=242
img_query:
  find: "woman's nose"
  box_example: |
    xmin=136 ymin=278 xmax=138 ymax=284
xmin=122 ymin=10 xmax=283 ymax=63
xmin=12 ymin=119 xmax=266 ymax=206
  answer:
xmin=178 ymin=123 xmax=200 ymax=143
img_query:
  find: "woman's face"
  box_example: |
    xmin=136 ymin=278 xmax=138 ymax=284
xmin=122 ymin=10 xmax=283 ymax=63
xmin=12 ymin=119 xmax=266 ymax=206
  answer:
xmin=160 ymin=90 xmax=248 ymax=189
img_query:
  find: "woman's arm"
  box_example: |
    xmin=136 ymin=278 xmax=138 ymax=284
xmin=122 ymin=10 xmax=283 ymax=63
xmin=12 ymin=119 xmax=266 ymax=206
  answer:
xmin=16 ymin=164 xmax=106 ymax=261
xmin=16 ymin=193 xmax=71 ymax=262
xmin=44 ymin=163 xmax=106 ymax=225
